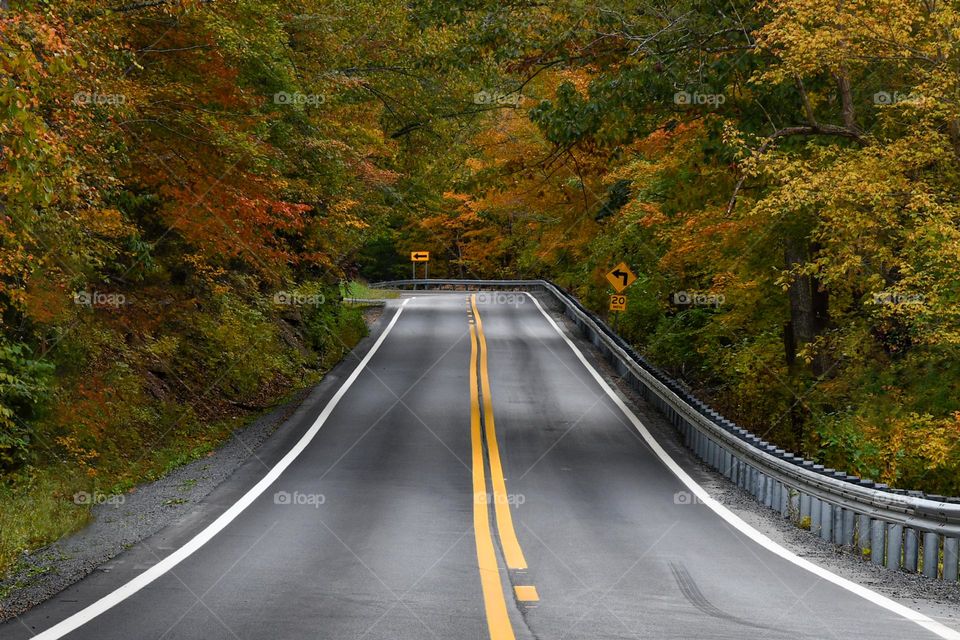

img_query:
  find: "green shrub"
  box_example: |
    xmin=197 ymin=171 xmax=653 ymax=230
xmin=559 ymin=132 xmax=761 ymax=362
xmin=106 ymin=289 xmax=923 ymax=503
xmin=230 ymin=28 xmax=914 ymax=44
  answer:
xmin=0 ymin=342 xmax=54 ymax=472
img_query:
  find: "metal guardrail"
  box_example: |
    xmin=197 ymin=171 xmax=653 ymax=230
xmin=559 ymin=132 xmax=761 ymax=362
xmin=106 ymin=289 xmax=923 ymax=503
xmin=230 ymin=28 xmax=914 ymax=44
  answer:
xmin=371 ymin=278 xmax=960 ymax=582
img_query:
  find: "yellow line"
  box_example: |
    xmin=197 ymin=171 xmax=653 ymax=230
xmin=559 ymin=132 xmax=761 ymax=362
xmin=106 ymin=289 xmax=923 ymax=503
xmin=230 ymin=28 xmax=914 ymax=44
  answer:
xmin=514 ymin=585 xmax=540 ymax=602
xmin=471 ymin=295 xmax=528 ymax=571
xmin=470 ymin=325 xmax=516 ymax=640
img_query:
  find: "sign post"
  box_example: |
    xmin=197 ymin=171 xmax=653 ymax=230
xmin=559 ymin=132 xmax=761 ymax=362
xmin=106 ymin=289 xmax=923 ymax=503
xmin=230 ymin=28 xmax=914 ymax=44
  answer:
xmin=410 ymin=251 xmax=430 ymax=281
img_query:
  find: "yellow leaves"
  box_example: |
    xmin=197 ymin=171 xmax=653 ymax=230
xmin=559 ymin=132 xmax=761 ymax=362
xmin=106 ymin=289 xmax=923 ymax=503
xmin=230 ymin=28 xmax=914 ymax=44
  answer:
xmin=54 ymin=435 xmax=100 ymax=473
xmin=330 ymin=198 xmax=359 ymax=214
xmin=442 ymin=191 xmax=471 ymax=204
xmin=754 ymin=0 xmax=924 ymax=81
xmin=869 ymin=412 xmax=960 ymax=483
xmin=464 ymin=157 xmax=486 ymax=172
xmin=77 ymin=208 xmax=133 ymax=239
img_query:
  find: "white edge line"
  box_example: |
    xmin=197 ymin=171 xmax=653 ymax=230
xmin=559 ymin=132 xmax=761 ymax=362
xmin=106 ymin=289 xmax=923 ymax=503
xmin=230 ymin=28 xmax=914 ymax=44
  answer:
xmin=33 ymin=297 xmax=415 ymax=640
xmin=524 ymin=292 xmax=960 ymax=640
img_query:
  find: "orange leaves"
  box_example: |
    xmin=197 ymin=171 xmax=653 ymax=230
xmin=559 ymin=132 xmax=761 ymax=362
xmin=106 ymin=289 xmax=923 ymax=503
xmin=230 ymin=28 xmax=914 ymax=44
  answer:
xmin=162 ymin=176 xmax=317 ymax=280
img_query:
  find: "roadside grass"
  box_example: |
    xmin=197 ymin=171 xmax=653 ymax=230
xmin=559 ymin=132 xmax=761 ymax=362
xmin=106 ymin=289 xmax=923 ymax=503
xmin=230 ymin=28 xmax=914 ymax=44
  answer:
xmin=1 ymin=414 xmax=287 ymax=577
xmin=341 ymin=281 xmax=399 ymax=300
xmin=0 ymin=467 xmax=90 ymax=578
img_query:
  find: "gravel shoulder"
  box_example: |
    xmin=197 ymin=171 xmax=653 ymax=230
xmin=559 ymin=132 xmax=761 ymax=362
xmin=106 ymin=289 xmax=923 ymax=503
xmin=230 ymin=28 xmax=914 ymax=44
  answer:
xmin=535 ymin=291 xmax=960 ymax=633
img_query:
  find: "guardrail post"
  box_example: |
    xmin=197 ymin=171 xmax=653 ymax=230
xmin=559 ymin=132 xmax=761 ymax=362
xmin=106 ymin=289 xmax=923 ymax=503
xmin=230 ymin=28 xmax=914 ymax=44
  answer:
xmin=841 ymin=509 xmax=855 ymax=546
xmin=800 ymin=493 xmax=811 ymax=526
xmin=922 ymin=532 xmax=940 ymax=579
xmin=764 ymin=476 xmax=775 ymax=509
xmin=811 ymin=497 xmax=823 ymax=532
xmin=832 ymin=506 xmax=843 ymax=544
xmin=857 ymin=514 xmax=871 ymax=554
xmin=945 ymin=538 xmax=959 ymax=582
xmin=811 ymin=497 xmax=822 ymax=534
xmin=820 ymin=501 xmax=833 ymax=541
xmin=871 ymin=520 xmax=886 ymax=565
xmin=886 ymin=523 xmax=903 ymax=570
xmin=904 ymin=528 xmax=919 ymax=573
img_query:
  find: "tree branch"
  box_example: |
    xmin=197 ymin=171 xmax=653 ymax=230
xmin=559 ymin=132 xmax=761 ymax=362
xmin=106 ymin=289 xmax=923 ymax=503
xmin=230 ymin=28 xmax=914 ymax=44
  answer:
xmin=726 ymin=124 xmax=866 ymax=216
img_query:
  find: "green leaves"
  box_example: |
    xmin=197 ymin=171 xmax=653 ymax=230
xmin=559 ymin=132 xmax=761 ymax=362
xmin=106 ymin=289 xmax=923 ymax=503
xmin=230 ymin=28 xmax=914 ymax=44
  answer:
xmin=0 ymin=341 xmax=54 ymax=471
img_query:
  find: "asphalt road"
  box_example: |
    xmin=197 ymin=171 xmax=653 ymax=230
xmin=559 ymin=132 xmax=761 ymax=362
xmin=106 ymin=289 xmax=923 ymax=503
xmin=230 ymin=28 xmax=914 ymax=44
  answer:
xmin=4 ymin=293 xmax=957 ymax=640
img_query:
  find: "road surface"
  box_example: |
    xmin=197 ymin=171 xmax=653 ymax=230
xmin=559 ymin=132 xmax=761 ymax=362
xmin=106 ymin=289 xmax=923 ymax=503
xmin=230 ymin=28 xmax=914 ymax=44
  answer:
xmin=4 ymin=292 xmax=957 ymax=640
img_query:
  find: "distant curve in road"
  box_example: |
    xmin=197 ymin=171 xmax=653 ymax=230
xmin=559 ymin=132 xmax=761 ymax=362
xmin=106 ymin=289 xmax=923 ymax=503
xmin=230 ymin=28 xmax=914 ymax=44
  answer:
xmin=5 ymin=293 xmax=958 ymax=640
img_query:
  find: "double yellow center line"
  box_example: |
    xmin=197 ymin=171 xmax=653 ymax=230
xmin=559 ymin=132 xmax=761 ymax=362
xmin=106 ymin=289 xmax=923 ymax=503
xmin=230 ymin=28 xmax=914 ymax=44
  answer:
xmin=468 ymin=294 xmax=536 ymax=640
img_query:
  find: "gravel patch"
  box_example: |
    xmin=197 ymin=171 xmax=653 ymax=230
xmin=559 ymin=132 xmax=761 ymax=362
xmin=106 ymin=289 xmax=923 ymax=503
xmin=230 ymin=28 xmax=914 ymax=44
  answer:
xmin=533 ymin=290 xmax=960 ymax=631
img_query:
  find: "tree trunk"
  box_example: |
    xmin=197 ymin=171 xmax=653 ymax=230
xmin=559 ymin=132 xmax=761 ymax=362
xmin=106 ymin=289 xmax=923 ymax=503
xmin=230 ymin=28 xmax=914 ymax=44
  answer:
xmin=785 ymin=238 xmax=830 ymax=377
xmin=835 ymin=64 xmax=859 ymax=134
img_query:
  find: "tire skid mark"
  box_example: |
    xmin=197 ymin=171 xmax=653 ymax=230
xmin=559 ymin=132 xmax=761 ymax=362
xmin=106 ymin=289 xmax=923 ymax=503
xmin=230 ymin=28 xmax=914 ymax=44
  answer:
xmin=669 ymin=562 xmax=778 ymax=633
